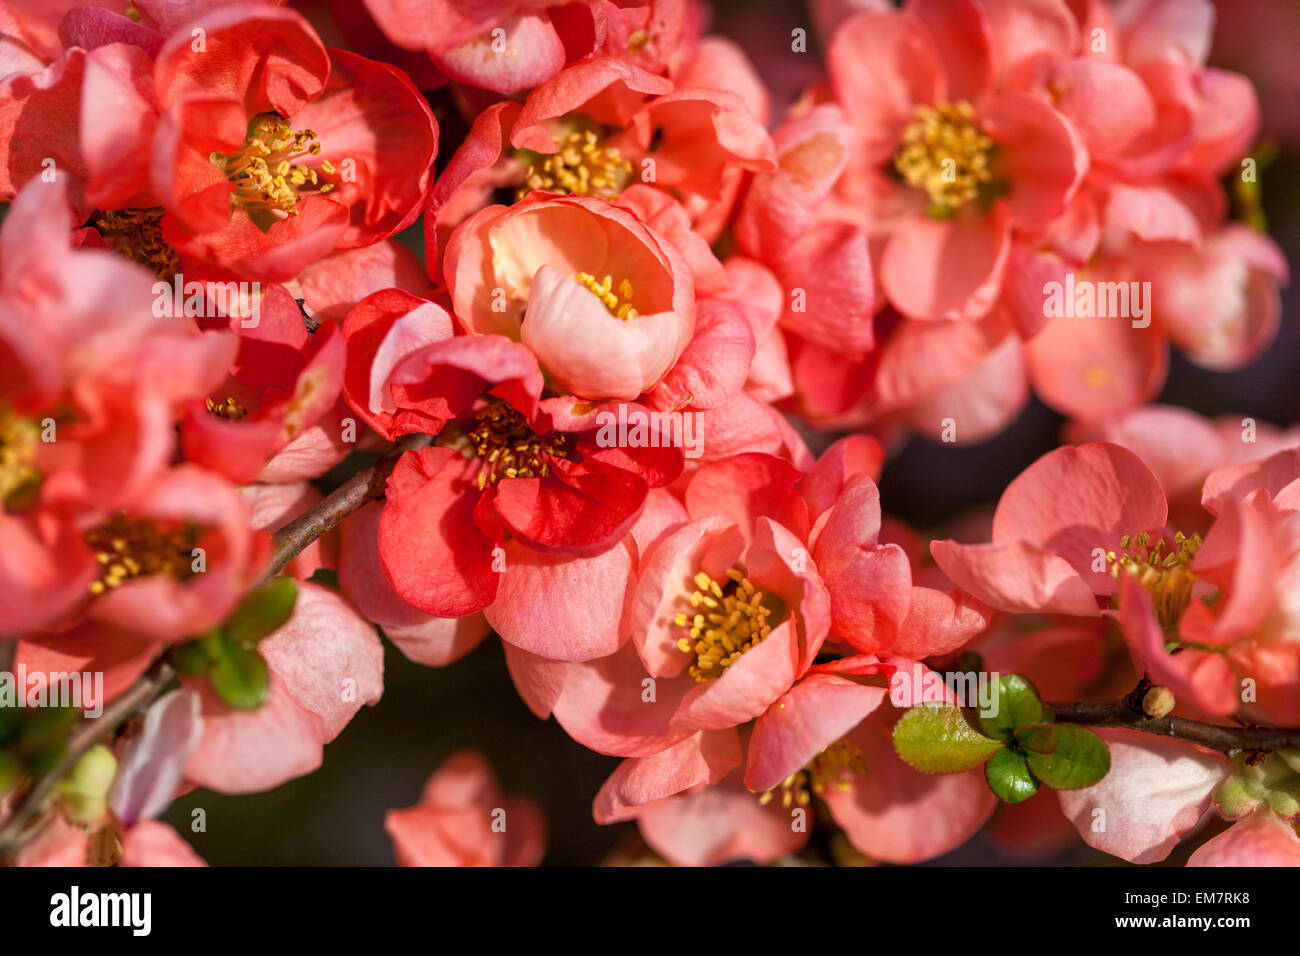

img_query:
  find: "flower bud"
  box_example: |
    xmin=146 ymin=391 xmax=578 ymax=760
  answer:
xmin=1142 ymin=686 xmax=1176 ymax=719
xmin=56 ymin=744 xmax=118 ymax=827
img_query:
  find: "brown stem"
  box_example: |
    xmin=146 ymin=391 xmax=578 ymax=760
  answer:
xmin=251 ymin=433 xmax=430 ymax=589
xmin=0 ymin=435 xmax=430 ymax=857
xmin=1049 ymin=700 xmax=1300 ymax=755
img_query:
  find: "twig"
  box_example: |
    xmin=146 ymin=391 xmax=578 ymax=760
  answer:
xmin=251 ymin=433 xmax=431 ymax=589
xmin=1049 ymin=700 xmax=1300 ymax=755
xmin=0 ymin=659 xmax=175 ymax=855
xmin=0 ymin=434 xmax=430 ymax=856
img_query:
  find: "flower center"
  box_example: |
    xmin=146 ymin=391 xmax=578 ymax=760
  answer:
xmin=95 ymin=208 xmax=181 ymax=280
xmin=758 ymin=738 xmax=868 ymax=808
xmin=465 ymin=403 xmax=572 ymax=490
xmin=205 ymin=396 xmax=248 ymax=421
xmin=85 ymin=515 xmax=200 ymax=595
xmin=893 ymin=101 xmax=999 ymax=217
xmin=674 ymin=569 xmax=773 ymax=682
xmin=1108 ymin=530 xmax=1202 ymax=629
xmin=0 ymin=405 xmax=41 ymax=510
xmin=570 ymin=272 xmax=639 ymax=320
xmin=519 ymin=129 xmax=632 ymax=200
xmin=211 ymin=113 xmax=336 ymax=223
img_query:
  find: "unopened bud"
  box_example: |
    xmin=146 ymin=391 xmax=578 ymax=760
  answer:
xmin=1142 ymin=686 xmax=1175 ymax=719
xmin=57 ymin=744 xmax=118 ymax=826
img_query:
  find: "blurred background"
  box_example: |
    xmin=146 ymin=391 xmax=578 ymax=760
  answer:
xmin=163 ymin=0 xmax=1300 ymax=865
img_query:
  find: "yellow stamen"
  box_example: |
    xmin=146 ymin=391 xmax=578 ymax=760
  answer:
xmin=673 ymin=568 xmax=773 ymax=683
xmin=1109 ymin=530 xmax=1202 ymax=629
xmin=210 ymin=114 xmax=335 ymax=223
xmin=205 ymin=396 xmax=248 ymax=421
xmin=893 ymin=100 xmax=999 ymax=216
xmin=758 ymin=738 xmax=868 ymax=807
xmin=570 ymin=271 xmax=639 ymax=320
xmin=95 ymin=208 xmax=180 ymax=280
xmin=464 ymin=402 xmax=573 ymax=490
xmin=85 ymin=515 xmax=200 ymax=595
xmin=518 ymin=129 xmax=632 ymax=200
xmin=0 ymin=404 xmax=42 ymax=510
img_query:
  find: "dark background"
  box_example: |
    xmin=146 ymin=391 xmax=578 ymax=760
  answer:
xmin=163 ymin=0 xmax=1300 ymax=865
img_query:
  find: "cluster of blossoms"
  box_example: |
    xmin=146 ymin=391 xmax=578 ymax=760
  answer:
xmin=0 ymin=0 xmax=1295 ymax=868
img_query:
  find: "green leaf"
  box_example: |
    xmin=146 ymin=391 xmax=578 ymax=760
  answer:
xmin=985 ymin=747 xmax=1039 ymax=804
xmin=207 ymin=639 xmax=269 ymax=710
xmin=1025 ymin=725 xmax=1110 ymax=789
xmin=1015 ymin=722 xmax=1059 ymax=754
xmin=224 ymin=577 xmax=297 ymax=646
xmin=978 ymin=674 xmax=1044 ymax=741
xmin=168 ymin=636 xmax=213 ymax=676
xmin=893 ymin=704 xmax=1004 ymax=774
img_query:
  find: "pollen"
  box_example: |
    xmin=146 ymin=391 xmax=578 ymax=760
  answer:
xmin=674 ymin=569 xmax=773 ymax=683
xmin=758 ymin=738 xmax=868 ymax=808
xmin=205 ymin=396 xmax=248 ymax=421
xmin=465 ymin=402 xmax=573 ymax=491
xmin=0 ymin=404 xmax=41 ymax=510
xmin=519 ymin=129 xmax=632 ymax=200
xmin=85 ymin=515 xmax=200 ymax=595
xmin=570 ymin=272 xmax=638 ymax=320
xmin=95 ymin=208 xmax=181 ymax=281
xmin=1108 ymin=530 xmax=1203 ymax=629
xmin=211 ymin=113 xmax=336 ymax=221
xmin=893 ymin=100 xmax=999 ymax=216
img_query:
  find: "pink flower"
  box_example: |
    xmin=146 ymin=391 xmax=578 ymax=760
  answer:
xmin=443 ymin=192 xmax=697 ymax=401
xmin=358 ymin=0 xmax=605 ymax=95
xmin=2 ymin=463 xmax=268 ymax=639
xmin=181 ymin=582 xmax=383 ymax=793
xmin=827 ymin=0 xmax=1085 ymax=324
xmin=1189 ymin=810 xmax=1300 ymax=866
xmin=180 ymin=286 xmax=346 ymax=483
xmin=517 ymin=452 xmax=831 ymax=756
xmin=385 ymin=750 xmax=546 ymax=866
xmin=509 ymin=437 xmax=975 ymax=761
xmin=424 ymin=46 xmax=771 ymax=269
xmin=931 ymin=442 xmax=1170 ymax=618
xmin=1065 ymin=403 xmax=1300 ymax=530
xmin=340 ymin=319 xmax=682 ymax=655
xmin=151 ymin=5 xmax=437 ymax=279
xmin=933 ymin=440 xmax=1300 ymax=723
xmin=0 ymin=180 xmax=235 ymax=518
xmin=15 ymin=815 xmax=207 ymax=867
xmin=338 ymin=500 xmax=490 ymax=668
xmin=1057 ymin=729 xmax=1228 ymax=863
xmin=592 ymin=658 xmax=996 ymax=865
xmin=1 ymin=4 xmax=438 ymax=281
